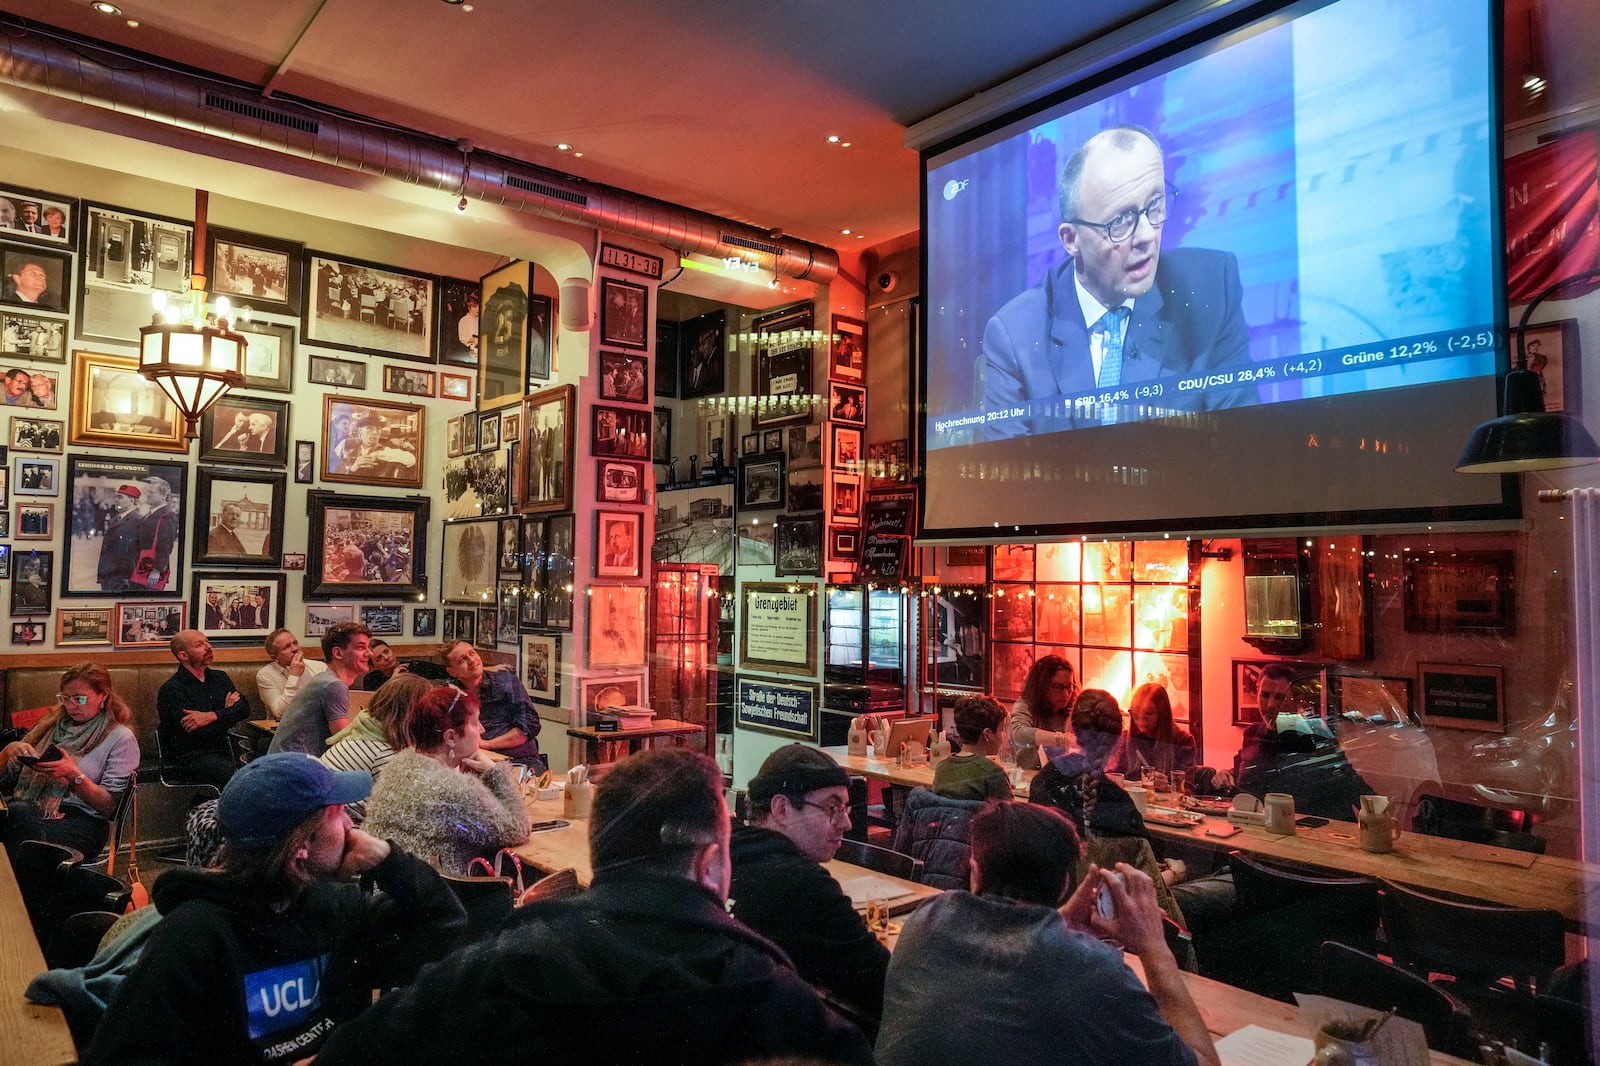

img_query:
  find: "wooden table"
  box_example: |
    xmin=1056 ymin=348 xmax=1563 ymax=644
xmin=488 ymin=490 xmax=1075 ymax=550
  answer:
xmin=565 ymin=718 xmax=704 ymax=769
xmin=0 ymin=843 xmax=78 ymax=1066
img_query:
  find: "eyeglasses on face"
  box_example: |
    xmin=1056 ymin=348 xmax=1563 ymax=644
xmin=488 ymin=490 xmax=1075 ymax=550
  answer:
xmin=57 ymin=692 xmax=90 ymax=706
xmin=795 ymin=798 xmax=851 ymax=822
xmin=1070 ymin=186 xmax=1175 ymax=245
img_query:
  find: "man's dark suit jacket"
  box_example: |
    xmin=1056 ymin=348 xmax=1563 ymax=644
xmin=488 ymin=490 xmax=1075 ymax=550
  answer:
xmin=979 ymin=248 xmax=1253 ymax=440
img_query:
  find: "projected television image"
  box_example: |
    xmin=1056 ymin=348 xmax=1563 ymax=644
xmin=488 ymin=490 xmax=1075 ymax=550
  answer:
xmin=922 ymin=0 xmax=1509 ymax=536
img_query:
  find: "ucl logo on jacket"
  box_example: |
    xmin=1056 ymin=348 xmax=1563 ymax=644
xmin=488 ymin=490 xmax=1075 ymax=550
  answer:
xmin=244 ymin=956 xmax=328 ymax=1039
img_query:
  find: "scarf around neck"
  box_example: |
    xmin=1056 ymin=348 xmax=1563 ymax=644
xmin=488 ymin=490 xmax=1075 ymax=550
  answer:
xmin=16 ymin=708 xmax=114 ymax=806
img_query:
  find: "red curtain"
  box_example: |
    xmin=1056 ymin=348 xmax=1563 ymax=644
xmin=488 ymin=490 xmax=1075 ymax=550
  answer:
xmin=1505 ymin=133 xmax=1600 ymax=303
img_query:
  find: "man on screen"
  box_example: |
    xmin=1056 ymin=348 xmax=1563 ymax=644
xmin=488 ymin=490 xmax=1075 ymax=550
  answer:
xmin=979 ymin=125 xmax=1251 ymax=440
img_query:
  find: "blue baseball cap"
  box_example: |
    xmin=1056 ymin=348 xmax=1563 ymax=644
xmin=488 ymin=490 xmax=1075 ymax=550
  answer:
xmin=218 ymin=752 xmax=372 ymax=850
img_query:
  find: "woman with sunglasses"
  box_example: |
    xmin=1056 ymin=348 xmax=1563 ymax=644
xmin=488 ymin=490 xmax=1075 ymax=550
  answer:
xmin=2 ymin=663 xmax=139 ymax=859
xmin=361 ymin=685 xmax=530 ymax=874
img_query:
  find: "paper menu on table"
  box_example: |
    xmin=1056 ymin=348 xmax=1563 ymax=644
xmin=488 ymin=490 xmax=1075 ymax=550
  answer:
xmin=1294 ymin=994 xmax=1431 ymax=1066
xmin=836 ymin=873 xmax=917 ymax=911
xmin=1215 ymin=1025 xmax=1313 ymax=1066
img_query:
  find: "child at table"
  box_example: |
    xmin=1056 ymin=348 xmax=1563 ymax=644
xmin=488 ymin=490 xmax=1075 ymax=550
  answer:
xmin=932 ymin=695 xmax=1013 ymax=802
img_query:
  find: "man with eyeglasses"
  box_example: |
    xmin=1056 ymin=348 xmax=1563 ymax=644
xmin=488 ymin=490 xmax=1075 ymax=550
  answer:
xmin=729 ymin=744 xmax=890 ymax=1029
xmin=979 ymin=124 xmax=1251 ymax=440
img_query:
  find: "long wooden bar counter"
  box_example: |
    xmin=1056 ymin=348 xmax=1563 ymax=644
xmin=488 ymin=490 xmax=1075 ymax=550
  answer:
xmin=0 ymin=843 xmax=79 ymax=1066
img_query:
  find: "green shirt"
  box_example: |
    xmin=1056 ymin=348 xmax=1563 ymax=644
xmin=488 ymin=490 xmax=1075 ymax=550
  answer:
xmin=932 ymin=752 xmax=1014 ymax=802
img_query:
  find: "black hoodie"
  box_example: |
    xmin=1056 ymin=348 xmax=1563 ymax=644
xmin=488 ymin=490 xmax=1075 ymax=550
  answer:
xmin=85 ymin=846 xmax=464 ymax=1065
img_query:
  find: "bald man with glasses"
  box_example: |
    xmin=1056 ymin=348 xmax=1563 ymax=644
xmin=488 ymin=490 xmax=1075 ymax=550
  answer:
xmin=979 ymin=124 xmax=1253 ymax=440
xmin=729 ymin=744 xmax=890 ymax=1029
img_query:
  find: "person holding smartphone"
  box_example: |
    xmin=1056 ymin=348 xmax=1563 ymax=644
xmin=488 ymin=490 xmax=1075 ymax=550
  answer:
xmin=2 ymin=663 xmax=140 ymax=860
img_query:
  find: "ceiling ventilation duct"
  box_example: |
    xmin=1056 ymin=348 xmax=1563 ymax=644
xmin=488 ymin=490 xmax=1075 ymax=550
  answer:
xmin=0 ymin=20 xmax=838 ymax=283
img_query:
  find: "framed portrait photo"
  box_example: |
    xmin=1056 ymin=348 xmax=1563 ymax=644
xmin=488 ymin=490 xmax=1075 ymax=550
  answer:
xmin=440 ymin=516 xmax=498 ymax=604
xmin=440 ymin=372 xmax=472 ymax=402
xmin=382 ymin=364 xmax=436 ymax=398
xmin=1 ymin=242 xmax=71 ymax=314
xmin=238 ymin=319 xmax=296 ymax=393
xmin=64 ymin=455 xmax=187 ymax=597
xmin=294 ymin=441 xmax=315 ymax=485
xmin=9 ymin=416 xmax=63 ymax=454
xmin=520 ymin=385 xmax=575 ymax=513
xmin=598 ymin=350 xmax=650 ymax=403
xmin=591 ymin=404 xmax=651 ymax=461
xmin=11 ymin=550 xmax=52 ymax=616
xmin=79 ymin=202 xmax=193 ymax=343
xmin=522 ymin=633 xmax=560 ymax=705
xmin=412 ymin=608 xmax=437 ymax=638
xmin=308 ymin=354 xmax=366 ymax=389
xmin=15 ymin=502 xmax=53 ymax=540
xmin=434 ymin=276 xmax=479 ymax=367
xmin=199 ymin=396 xmax=291 ymax=467
xmin=113 ymin=601 xmax=185 ymax=648
xmin=69 ymin=350 xmax=185 ymax=453
xmin=829 ymin=315 xmax=866 ymax=383
xmin=303 ymin=251 xmax=434 ymax=362
xmin=191 ymin=572 xmax=286 ymax=643
xmin=1521 ymin=319 xmax=1581 ymax=414
xmin=0 ymin=310 xmax=66 ymax=363
xmin=446 ymin=416 xmax=463 ymax=458
xmin=741 ymin=432 xmax=759 ymax=456
xmin=194 ymin=467 xmax=286 ymax=567
xmin=205 ymin=226 xmax=303 ymax=317
xmin=475 ymin=605 xmax=498 ymax=650
xmin=830 ymin=470 xmax=863 ymax=526
xmin=57 ymin=607 xmax=113 ymax=647
xmin=652 ymin=407 xmax=672 ymax=466
xmin=478 ymin=259 xmax=533 ymax=411
xmin=304 ymin=490 xmax=430 ymax=600
xmin=679 ymin=310 xmax=726 ymax=399
xmin=737 ymin=454 xmax=785 ymax=511
xmin=526 ymin=293 xmax=553 ymax=387
xmin=587 ymin=583 xmax=647 ymax=668
xmin=830 ymin=424 xmax=863 ymax=469
xmin=321 ymin=396 xmax=425 ymax=490
xmin=543 ymin=513 xmax=575 ymax=630
xmin=599 ymin=277 xmax=649 ymax=351
xmin=14 ymin=456 xmax=59 ymax=496
xmin=479 ymin=412 xmax=501 ymax=451
xmin=595 ymin=509 xmax=642 ymax=579
xmin=829 ymin=382 xmax=867 ymax=427
xmin=0 ymin=186 xmax=76 ymax=247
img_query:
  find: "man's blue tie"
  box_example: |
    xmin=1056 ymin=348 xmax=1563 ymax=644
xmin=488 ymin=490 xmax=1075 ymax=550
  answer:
xmin=1097 ymin=306 xmax=1130 ymax=388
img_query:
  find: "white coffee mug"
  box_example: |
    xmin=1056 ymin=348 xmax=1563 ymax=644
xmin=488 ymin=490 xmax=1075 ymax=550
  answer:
xmin=1264 ymin=792 xmax=1296 ymax=834
xmin=1126 ymin=785 xmax=1149 ymax=815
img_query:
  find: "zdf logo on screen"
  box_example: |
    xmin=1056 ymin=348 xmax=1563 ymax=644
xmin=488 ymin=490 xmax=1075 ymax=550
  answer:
xmin=942 ymin=179 xmax=970 ymax=201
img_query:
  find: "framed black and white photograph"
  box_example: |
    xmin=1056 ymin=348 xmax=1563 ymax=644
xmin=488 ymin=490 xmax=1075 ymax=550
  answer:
xmin=383 ymin=364 xmax=435 ymax=398
xmin=9 ymin=416 xmax=61 ymax=454
xmin=304 ymin=490 xmax=430 ymax=600
xmin=191 ymin=572 xmax=286 ymax=643
xmin=787 ymin=466 xmax=824 ymax=512
xmin=11 ymin=620 xmax=44 ymax=644
xmin=652 ymin=407 xmax=672 ymax=465
xmin=1 ymin=242 xmax=70 ymax=314
xmin=16 ymin=501 xmax=53 ymax=540
xmin=14 ymin=456 xmax=58 ymax=496
xmin=753 ymin=303 xmax=814 ymax=428
xmin=412 ymin=608 xmax=437 ymax=638
xmin=522 ymin=633 xmax=560 ymax=705
xmin=65 ymin=456 xmax=187 ymax=597
xmin=68 ymin=350 xmax=183 ymax=452
xmin=775 ymin=514 xmax=824 ymax=577
xmin=591 ymin=404 xmax=651 ymax=461
xmin=831 ymin=424 xmax=862 ymax=469
xmin=9 ymin=365 xmax=58 ymax=411
xmin=11 ymin=550 xmax=52 ymax=616
xmin=200 ymin=396 xmax=291 ymax=467
xmin=599 ymin=350 xmax=649 ymax=403
xmin=194 ymin=468 xmax=285 ymax=567
xmin=446 ymin=417 xmax=463 ymax=459
xmin=526 ymin=293 xmax=553 ymax=387
xmin=0 ymin=311 xmax=66 ymax=363
xmin=830 ymin=315 xmax=866 ymax=383
xmin=599 ymin=277 xmax=649 ymax=350
xmin=475 ymin=605 xmax=498 ymax=650
xmin=322 ymin=396 xmax=425 ymax=490
xmin=79 ymin=202 xmax=193 ymax=343
xmin=479 ymin=259 xmax=532 ymax=410
xmin=440 ymin=516 xmax=497 ymax=604
xmin=587 ymin=583 xmax=647 ymax=668
xmin=762 ymin=429 xmax=783 ymax=453
xmin=453 ymin=608 xmax=476 ymax=647
xmin=462 ymin=408 xmax=479 ymax=452
xmin=304 ymin=251 xmax=434 ymax=362
xmin=238 ymin=318 xmax=296 ymax=393
xmin=434 ymin=276 xmax=479 ymax=367
xmin=359 ymin=604 xmax=404 ymax=636
xmin=114 ymin=601 xmax=185 ymax=648
xmin=679 ymin=309 xmax=725 ymax=398
xmin=829 ymin=382 xmax=867 ymax=426
xmin=497 ymin=516 xmax=522 ymax=575
xmin=741 ymin=432 xmax=759 ymax=456
xmin=295 ymin=441 xmax=315 ymax=484
xmin=831 ymin=470 xmax=863 ymax=526
xmin=308 ymin=354 xmax=366 ymax=389
xmin=206 ymin=226 xmax=303 ymax=317
xmin=544 ymin=513 xmax=575 ymax=630
xmin=0 ymin=186 xmax=76 ymax=247
xmin=787 ymin=423 xmax=822 ymax=468
xmin=595 ymin=509 xmax=642 ymax=579
xmin=305 ymin=604 xmax=356 ymax=639
xmin=596 ymin=459 xmax=645 ymax=504
xmin=443 ymin=450 xmax=509 ymax=520
xmin=479 ymin=412 xmax=501 ymax=451
xmin=655 ymin=319 xmax=679 ymax=398
xmin=440 ymin=372 xmax=472 ymax=401
xmin=496 ymin=585 xmax=518 ymax=645
xmin=738 ymin=454 xmax=785 ymax=511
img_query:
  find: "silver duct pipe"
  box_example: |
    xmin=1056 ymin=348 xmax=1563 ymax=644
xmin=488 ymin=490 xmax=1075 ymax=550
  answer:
xmin=0 ymin=20 xmax=839 ymax=283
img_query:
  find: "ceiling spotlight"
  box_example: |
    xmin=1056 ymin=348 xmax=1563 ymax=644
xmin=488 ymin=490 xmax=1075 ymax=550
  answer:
xmin=826 ymin=135 xmax=841 ymax=143
xmin=554 ymin=143 xmax=573 ymax=152
xmin=456 ymin=196 xmax=468 ymax=214
xmin=90 ymin=1 xmax=121 ymax=13
xmin=440 ymin=0 xmax=465 ymax=5
xmin=840 ymin=228 xmax=852 ymax=235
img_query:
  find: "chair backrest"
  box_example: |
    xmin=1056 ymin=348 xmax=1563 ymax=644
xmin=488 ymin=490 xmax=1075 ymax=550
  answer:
xmin=1231 ymin=851 xmax=1381 ymax=932
xmin=85 ymin=773 xmax=137 ymax=875
xmin=833 ymin=838 xmax=923 ymax=882
xmin=517 ymin=867 xmax=582 ymax=906
xmin=45 ymin=909 xmax=122 ymax=970
xmin=1381 ymin=879 xmax=1565 ymax=992
xmin=1318 ymin=940 xmax=1470 ymax=1053
xmin=58 ymin=866 xmax=134 ymax=920
xmin=12 ymin=839 xmax=85 ymax=937
xmin=440 ymin=873 xmax=514 ymax=940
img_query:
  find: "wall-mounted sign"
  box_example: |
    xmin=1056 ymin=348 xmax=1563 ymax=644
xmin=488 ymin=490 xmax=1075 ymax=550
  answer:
xmin=600 ymin=244 xmax=664 ymax=280
xmin=859 ymin=487 xmax=917 ymax=582
xmin=739 ymin=581 xmax=816 ymax=675
xmin=736 ymin=676 xmax=819 ymax=742
xmin=1417 ymin=661 xmax=1505 ymax=733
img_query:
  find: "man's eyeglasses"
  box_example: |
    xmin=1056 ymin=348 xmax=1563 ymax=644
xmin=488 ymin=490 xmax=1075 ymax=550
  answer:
xmin=1070 ymin=187 xmax=1175 ymax=245
xmin=796 ymin=798 xmax=850 ymax=822
xmin=57 ymin=693 xmax=90 ymax=706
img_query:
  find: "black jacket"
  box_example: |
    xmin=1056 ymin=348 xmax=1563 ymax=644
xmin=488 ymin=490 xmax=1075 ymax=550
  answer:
xmin=729 ymin=822 xmax=890 ymax=1023
xmin=1030 ymin=751 xmax=1149 ymax=839
xmin=312 ymin=867 xmax=873 ymax=1065
xmin=1236 ymin=727 xmax=1374 ymax=822
xmin=85 ymin=846 xmax=464 ymax=1065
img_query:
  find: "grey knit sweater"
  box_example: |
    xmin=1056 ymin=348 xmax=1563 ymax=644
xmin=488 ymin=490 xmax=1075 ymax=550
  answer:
xmin=361 ymin=749 xmax=531 ymax=874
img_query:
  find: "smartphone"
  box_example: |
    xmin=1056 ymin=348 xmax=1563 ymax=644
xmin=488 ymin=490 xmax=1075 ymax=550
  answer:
xmin=1295 ymin=815 xmax=1329 ymax=828
xmin=528 ymin=819 xmax=571 ymax=833
xmin=15 ymin=743 xmax=62 ymax=766
xmin=1204 ymin=824 xmax=1242 ymax=839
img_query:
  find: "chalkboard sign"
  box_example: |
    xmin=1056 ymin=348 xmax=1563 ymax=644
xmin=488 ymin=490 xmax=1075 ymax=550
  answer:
xmin=864 ymin=488 xmax=917 ymax=537
xmin=1417 ymin=662 xmax=1504 ymax=732
xmin=860 ymin=536 xmax=907 ymax=581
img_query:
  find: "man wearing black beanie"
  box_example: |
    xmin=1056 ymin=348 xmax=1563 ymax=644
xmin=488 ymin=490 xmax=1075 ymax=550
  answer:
xmin=729 ymin=744 xmax=890 ymax=1031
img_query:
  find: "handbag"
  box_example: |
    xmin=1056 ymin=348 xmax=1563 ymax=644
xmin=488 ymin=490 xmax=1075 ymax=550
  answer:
xmin=465 ymin=848 xmax=526 ymax=900
xmin=131 ymin=512 xmax=172 ymax=590
xmin=122 ymin=784 xmax=151 ymax=911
